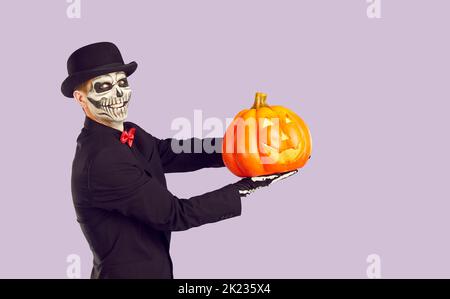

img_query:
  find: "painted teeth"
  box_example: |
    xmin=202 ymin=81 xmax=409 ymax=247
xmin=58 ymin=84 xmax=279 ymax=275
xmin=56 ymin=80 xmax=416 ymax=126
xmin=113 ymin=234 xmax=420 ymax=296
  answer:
xmin=103 ymin=100 xmax=128 ymax=108
xmin=101 ymin=101 xmax=128 ymax=119
xmin=110 ymin=102 xmax=124 ymax=108
xmin=99 ymin=96 xmax=130 ymax=119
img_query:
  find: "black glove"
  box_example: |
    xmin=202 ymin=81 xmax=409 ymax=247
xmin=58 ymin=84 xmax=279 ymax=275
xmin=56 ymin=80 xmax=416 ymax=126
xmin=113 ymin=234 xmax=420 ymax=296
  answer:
xmin=233 ymin=170 xmax=298 ymax=197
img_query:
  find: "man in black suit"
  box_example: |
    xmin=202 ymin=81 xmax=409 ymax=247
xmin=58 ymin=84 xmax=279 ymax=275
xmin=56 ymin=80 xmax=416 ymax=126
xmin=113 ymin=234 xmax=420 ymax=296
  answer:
xmin=62 ymin=42 xmax=296 ymax=278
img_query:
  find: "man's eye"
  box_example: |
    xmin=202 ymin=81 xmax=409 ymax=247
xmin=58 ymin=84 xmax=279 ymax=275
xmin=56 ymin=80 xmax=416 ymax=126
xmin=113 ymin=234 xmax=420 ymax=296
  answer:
xmin=94 ymin=82 xmax=112 ymax=93
xmin=118 ymin=79 xmax=129 ymax=87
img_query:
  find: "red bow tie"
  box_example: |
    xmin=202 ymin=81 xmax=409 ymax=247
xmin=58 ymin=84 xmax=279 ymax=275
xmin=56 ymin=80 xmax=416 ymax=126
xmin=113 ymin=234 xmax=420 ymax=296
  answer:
xmin=120 ymin=127 xmax=136 ymax=147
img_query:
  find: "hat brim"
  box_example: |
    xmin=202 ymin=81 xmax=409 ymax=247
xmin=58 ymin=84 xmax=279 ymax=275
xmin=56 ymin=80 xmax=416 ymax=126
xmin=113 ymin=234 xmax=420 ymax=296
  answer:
xmin=61 ymin=61 xmax=138 ymax=98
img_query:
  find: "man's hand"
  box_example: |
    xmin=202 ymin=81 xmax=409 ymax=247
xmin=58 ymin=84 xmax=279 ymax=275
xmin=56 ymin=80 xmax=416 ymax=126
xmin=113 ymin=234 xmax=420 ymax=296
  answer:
xmin=233 ymin=170 xmax=298 ymax=197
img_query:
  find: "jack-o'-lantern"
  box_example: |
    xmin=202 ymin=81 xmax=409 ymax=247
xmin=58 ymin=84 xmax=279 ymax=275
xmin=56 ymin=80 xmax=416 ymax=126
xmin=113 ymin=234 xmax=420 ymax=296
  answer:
xmin=222 ymin=92 xmax=312 ymax=177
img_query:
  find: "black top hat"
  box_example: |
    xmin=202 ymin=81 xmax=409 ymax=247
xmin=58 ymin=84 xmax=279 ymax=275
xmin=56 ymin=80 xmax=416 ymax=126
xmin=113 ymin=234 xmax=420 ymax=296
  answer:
xmin=61 ymin=42 xmax=138 ymax=98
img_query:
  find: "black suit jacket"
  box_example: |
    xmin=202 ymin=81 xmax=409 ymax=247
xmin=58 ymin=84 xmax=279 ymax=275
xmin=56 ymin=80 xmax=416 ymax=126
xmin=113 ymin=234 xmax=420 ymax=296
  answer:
xmin=71 ymin=116 xmax=241 ymax=279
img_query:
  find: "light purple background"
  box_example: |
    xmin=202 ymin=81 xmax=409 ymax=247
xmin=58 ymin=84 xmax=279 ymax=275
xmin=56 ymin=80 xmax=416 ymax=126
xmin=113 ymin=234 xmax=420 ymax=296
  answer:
xmin=0 ymin=0 xmax=449 ymax=278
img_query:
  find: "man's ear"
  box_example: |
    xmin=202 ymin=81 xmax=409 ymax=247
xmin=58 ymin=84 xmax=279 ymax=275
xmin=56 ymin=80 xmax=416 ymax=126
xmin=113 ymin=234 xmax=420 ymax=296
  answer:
xmin=73 ymin=90 xmax=86 ymax=109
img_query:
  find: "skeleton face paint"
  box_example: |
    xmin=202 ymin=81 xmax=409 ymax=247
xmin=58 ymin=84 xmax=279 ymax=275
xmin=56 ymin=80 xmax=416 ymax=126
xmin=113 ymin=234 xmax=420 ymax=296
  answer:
xmin=86 ymin=71 xmax=131 ymax=123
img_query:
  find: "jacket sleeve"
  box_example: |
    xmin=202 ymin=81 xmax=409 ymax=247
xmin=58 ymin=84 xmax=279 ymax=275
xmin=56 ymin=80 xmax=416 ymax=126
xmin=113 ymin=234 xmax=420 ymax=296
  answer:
xmin=155 ymin=137 xmax=225 ymax=173
xmin=87 ymin=147 xmax=241 ymax=232
xmin=133 ymin=122 xmax=225 ymax=173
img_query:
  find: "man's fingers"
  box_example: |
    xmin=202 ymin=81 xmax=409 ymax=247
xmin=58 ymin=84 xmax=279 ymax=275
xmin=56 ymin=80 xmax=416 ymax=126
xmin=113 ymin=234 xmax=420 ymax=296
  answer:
xmin=249 ymin=169 xmax=299 ymax=183
xmin=271 ymin=170 xmax=298 ymax=183
xmin=250 ymin=174 xmax=279 ymax=182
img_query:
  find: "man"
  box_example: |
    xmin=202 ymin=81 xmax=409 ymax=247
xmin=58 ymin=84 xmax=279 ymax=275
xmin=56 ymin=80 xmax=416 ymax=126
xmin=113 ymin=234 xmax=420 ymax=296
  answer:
xmin=63 ymin=42 xmax=296 ymax=279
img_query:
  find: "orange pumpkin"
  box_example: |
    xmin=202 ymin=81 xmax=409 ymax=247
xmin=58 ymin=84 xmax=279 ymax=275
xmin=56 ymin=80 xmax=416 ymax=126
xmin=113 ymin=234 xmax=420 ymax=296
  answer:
xmin=222 ymin=92 xmax=312 ymax=177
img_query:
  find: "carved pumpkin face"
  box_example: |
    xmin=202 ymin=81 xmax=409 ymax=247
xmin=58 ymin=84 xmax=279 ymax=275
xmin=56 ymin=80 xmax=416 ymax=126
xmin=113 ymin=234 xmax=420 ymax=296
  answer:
xmin=222 ymin=92 xmax=312 ymax=177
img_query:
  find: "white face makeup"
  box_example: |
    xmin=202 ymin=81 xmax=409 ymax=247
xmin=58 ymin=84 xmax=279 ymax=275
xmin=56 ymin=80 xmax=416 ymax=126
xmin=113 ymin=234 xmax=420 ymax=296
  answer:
xmin=86 ymin=71 xmax=131 ymax=123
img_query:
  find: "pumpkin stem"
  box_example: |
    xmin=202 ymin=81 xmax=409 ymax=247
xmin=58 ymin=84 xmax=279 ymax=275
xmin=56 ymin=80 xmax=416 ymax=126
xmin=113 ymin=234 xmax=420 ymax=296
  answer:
xmin=252 ymin=92 xmax=268 ymax=109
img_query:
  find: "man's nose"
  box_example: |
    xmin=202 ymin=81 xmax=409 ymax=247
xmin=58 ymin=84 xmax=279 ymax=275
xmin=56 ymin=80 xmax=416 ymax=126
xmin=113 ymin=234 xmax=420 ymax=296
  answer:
xmin=116 ymin=87 xmax=124 ymax=97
